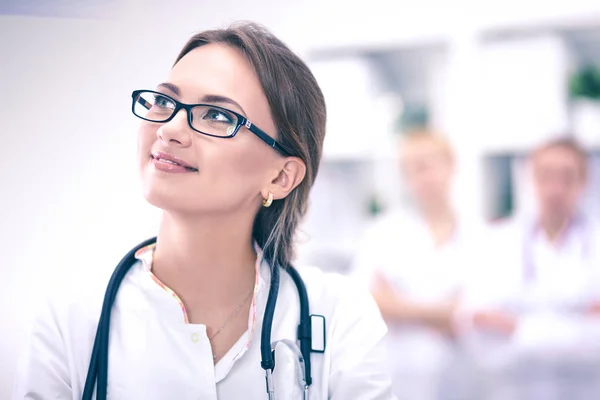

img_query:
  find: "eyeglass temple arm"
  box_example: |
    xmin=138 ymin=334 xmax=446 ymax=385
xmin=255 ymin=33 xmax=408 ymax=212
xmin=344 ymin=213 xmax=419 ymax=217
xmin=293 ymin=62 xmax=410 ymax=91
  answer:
xmin=137 ymin=96 xmax=152 ymax=111
xmin=242 ymin=119 xmax=291 ymax=157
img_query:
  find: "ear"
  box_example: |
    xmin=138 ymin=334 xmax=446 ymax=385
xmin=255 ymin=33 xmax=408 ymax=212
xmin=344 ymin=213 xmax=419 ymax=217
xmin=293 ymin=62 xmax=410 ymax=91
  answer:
xmin=262 ymin=157 xmax=306 ymax=201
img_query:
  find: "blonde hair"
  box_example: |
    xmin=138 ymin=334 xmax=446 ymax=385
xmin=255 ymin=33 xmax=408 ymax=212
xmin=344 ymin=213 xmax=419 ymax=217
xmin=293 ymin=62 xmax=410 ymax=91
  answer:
xmin=399 ymin=129 xmax=454 ymax=163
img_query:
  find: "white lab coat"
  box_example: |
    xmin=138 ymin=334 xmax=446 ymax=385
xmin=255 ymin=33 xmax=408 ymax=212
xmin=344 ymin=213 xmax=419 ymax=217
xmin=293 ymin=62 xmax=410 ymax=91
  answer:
xmin=352 ymin=209 xmax=481 ymax=400
xmin=12 ymin=248 xmax=395 ymax=400
xmin=459 ymin=216 xmax=600 ymax=400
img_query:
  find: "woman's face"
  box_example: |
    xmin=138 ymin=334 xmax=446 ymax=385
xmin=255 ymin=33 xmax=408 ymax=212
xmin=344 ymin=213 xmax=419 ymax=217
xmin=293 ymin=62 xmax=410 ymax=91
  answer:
xmin=138 ymin=44 xmax=286 ymax=216
xmin=400 ymin=139 xmax=453 ymax=208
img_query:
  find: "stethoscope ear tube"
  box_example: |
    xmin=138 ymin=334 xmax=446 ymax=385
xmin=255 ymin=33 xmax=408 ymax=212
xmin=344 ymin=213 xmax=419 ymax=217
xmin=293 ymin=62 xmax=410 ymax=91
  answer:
xmin=82 ymin=237 xmax=157 ymax=400
xmin=260 ymin=263 xmax=313 ymax=399
xmin=260 ymin=263 xmax=280 ymax=372
xmin=285 ymin=266 xmax=312 ymax=386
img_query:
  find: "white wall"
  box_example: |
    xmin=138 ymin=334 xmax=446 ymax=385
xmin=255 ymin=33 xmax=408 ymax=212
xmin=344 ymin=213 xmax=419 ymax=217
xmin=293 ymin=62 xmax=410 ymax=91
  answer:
xmin=0 ymin=15 xmax=154 ymax=392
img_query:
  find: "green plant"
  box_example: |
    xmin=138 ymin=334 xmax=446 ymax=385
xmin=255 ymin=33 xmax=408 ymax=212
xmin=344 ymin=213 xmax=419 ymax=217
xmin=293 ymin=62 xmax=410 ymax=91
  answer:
xmin=569 ymin=65 xmax=600 ymax=101
xmin=394 ymin=104 xmax=429 ymax=134
xmin=367 ymin=195 xmax=384 ymax=217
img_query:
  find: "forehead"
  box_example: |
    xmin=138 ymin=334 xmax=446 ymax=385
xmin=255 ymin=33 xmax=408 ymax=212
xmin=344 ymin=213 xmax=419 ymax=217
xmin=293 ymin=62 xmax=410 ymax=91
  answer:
xmin=167 ymin=44 xmax=271 ymax=119
xmin=533 ymin=146 xmax=582 ymax=170
xmin=401 ymin=139 xmax=447 ymax=161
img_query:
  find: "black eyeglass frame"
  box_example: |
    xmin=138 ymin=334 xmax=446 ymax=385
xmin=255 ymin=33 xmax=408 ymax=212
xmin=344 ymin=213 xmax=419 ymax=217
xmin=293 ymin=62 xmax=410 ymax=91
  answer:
xmin=131 ymin=90 xmax=291 ymax=157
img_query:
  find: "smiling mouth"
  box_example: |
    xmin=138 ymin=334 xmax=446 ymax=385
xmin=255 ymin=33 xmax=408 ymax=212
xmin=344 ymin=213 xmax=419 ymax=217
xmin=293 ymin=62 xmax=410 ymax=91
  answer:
xmin=151 ymin=155 xmax=198 ymax=172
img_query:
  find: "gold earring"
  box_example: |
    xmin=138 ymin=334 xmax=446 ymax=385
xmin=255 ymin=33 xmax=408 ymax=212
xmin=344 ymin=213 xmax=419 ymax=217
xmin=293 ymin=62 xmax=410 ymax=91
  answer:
xmin=262 ymin=192 xmax=273 ymax=208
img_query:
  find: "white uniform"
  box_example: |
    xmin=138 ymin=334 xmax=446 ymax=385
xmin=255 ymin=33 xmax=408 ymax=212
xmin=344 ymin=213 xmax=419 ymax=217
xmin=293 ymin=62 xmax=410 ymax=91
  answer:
xmin=352 ymin=209 xmax=480 ymax=400
xmin=460 ymin=216 xmax=600 ymax=400
xmin=12 ymin=243 xmax=395 ymax=400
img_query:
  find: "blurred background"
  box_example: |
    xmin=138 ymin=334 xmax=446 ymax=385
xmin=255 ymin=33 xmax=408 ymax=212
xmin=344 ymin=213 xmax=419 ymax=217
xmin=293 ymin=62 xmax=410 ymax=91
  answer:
xmin=1 ymin=0 xmax=600 ymax=398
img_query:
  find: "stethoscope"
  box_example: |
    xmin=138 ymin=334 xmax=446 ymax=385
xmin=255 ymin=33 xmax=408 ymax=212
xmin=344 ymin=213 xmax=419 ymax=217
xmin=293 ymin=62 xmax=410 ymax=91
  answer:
xmin=82 ymin=237 xmax=323 ymax=400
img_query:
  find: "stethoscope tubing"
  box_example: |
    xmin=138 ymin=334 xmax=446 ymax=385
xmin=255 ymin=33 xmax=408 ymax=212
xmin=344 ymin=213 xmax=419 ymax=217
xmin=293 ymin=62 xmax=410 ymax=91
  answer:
xmin=82 ymin=237 xmax=313 ymax=400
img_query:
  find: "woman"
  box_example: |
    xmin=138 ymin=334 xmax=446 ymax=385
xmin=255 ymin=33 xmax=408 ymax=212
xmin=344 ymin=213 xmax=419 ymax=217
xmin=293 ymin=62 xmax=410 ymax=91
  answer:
xmin=13 ymin=22 xmax=394 ymax=399
xmin=352 ymin=130 xmax=482 ymax=400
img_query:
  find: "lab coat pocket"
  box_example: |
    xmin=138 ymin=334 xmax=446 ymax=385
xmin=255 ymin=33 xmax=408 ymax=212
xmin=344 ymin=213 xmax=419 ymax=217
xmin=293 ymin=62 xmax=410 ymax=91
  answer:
xmin=272 ymin=340 xmax=307 ymax=400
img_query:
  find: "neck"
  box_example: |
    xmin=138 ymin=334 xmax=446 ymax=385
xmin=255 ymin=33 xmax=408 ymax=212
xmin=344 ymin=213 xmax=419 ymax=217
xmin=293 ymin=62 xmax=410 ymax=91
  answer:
xmin=539 ymin=213 xmax=573 ymax=243
xmin=152 ymin=210 xmax=258 ymax=307
xmin=421 ymin=202 xmax=453 ymax=223
xmin=420 ymin=202 xmax=456 ymax=246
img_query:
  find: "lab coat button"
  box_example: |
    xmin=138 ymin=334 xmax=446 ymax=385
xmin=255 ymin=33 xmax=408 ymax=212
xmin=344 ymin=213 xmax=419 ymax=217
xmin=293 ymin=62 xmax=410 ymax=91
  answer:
xmin=191 ymin=333 xmax=200 ymax=343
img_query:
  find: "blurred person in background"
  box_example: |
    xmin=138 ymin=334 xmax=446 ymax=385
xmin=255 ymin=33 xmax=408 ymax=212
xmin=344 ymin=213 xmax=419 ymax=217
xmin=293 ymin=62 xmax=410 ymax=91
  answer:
xmin=460 ymin=136 xmax=600 ymax=400
xmin=352 ymin=130 xmax=481 ymax=400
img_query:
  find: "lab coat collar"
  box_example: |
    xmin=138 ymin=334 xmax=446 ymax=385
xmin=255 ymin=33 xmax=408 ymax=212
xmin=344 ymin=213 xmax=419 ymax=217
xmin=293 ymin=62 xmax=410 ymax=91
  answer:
xmin=132 ymin=241 xmax=270 ymax=382
xmin=527 ymin=212 xmax=589 ymax=248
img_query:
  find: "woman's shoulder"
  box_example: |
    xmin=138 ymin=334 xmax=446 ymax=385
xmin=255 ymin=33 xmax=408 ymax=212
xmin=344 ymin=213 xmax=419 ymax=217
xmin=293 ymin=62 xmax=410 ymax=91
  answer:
xmin=16 ymin=260 xmax=116 ymax=385
xmin=41 ymin=262 xmax=116 ymax=334
xmin=288 ymin=266 xmax=393 ymax=397
xmin=294 ymin=266 xmax=363 ymax=301
xmin=291 ymin=266 xmax=386 ymax=333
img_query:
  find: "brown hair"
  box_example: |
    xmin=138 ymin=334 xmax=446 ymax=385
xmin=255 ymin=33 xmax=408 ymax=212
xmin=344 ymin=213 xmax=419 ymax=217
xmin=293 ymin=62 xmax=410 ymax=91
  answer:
xmin=531 ymin=136 xmax=588 ymax=178
xmin=174 ymin=22 xmax=326 ymax=268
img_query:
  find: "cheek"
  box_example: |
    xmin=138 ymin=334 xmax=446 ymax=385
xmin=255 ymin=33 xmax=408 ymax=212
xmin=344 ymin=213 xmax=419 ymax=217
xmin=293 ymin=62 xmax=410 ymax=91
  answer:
xmin=137 ymin=125 xmax=156 ymax=160
xmin=411 ymin=169 xmax=437 ymax=188
xmin=567 ymin=186 xmax=582 ymax=202
xmin=436 ymin=169 xmax=452 ymax=187
xmin=200 ymin=146 xmax=275 ymax=201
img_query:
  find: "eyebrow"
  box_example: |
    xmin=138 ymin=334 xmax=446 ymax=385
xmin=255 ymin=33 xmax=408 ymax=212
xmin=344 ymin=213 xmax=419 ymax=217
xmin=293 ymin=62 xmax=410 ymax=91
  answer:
xmin=157 ymin=82 xmax=180 ymax=96
xmin=199 ymin=94 xmax=247 ymax=116
xmin=156 ymin=83 xmax=247 ymax=116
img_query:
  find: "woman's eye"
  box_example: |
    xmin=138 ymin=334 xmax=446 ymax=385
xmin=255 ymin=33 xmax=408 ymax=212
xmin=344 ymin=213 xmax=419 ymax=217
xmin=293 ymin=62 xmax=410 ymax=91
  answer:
xmin=153 ymin=94 xmax=174 ymax=109
xmin=204 ymin=108 xmax=234 ymax=123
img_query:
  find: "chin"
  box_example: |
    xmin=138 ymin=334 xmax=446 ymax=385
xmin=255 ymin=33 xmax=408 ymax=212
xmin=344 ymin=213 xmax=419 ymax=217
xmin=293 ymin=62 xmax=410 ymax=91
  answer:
xmin=540 ymin=207 xmax=570 ymax=221
xmin=142 ymin=183 xmax=180 ymax=212
xmin=143 ymin=185 xmax=217 ymax=216
xmin=140 ymin=168 xmax=182 ymax=209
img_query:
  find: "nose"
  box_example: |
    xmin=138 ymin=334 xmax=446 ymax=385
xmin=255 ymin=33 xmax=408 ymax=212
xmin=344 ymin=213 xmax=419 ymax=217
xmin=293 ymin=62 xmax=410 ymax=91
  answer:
xmin=157 ymin=109 xmax=192 ymax=147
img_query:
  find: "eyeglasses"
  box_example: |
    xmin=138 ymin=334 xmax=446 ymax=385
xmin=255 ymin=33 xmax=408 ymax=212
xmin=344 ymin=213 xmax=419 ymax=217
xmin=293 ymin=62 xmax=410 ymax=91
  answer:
xmin=131 ymin=90 xmax=290 ymax=156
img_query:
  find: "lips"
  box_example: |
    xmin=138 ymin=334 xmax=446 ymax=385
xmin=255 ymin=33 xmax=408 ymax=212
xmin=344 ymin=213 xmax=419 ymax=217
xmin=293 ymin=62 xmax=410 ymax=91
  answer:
xmin=151 ymin=151 xmax=198 ymax=172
